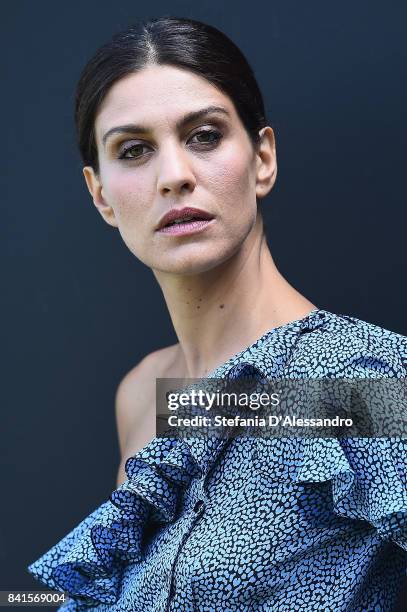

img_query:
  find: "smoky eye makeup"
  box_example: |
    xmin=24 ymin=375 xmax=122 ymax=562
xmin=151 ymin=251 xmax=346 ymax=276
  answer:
xmin=103 ymin=115 xmax=231 ymax=160
xmin=112 ymin=123 xmax=227 ymax=161
xmin=117 ymin=141 xmax=151 ymax=160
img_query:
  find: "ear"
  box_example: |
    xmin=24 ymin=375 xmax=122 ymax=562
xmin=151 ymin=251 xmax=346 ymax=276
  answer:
xmin=255 ymin=127 xmax=277 ymax=199
xmin=82 ymin=166 xmax=119 ymax=228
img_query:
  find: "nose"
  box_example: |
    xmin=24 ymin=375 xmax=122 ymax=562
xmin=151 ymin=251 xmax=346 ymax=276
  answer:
xmin=157 ymin=143 xmax=197 ymax=197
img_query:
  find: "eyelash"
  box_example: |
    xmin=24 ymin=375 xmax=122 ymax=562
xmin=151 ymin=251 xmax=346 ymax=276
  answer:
xmin=117 ymin=128 xmax=223 ymax=160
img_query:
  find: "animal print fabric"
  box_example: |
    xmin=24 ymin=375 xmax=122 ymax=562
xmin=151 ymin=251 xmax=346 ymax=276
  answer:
xmin=28 ymin=308 xmax=407 ymax=611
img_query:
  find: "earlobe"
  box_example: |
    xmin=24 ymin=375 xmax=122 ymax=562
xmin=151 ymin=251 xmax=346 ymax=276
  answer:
xmin=82 ymin=166 xmax=118 ymax=228
xmin=255 ymin=127 xmax=278 ymax=199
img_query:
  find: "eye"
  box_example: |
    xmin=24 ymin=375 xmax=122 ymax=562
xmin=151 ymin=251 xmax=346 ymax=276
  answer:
xmin=117 ymin=128 xmax=223 ymax=161
xmin=118 ymin=142 xmax=151 ymax=160
xmin=188 ymin=129 xmax=223 ymax=147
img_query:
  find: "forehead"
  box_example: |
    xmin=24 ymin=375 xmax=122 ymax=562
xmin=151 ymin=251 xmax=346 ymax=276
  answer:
xmin=95 ymin=64 xmax=238 ymax=140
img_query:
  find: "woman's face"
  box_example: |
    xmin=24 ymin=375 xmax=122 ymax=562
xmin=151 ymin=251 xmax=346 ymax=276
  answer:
xmin=84 ymin=64 xmax=276 ymax=275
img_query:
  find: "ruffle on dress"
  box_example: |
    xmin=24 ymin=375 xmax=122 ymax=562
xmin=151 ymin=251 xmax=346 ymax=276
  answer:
xmin=27 ymin=436 xmax=211 ymax=606
xmin=294 ymin=437 xmax=407 ymax=553
xmin=290 ymin=316 xmax=407 ymax=557
xmin=27 ymin=364 xmax=243 ymax=608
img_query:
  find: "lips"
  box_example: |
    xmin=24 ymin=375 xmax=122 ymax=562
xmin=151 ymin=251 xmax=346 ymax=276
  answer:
xmin=156 ymin=207 xmax=214 ymax=230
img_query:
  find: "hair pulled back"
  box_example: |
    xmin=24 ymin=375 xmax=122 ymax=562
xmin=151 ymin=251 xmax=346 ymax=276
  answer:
xmin=75 ymin=16 xmax=267 ymax=174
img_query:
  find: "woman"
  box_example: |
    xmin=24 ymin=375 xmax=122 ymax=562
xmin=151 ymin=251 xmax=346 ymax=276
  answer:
xmin=28 ymin=16 xmax=406 ymax=611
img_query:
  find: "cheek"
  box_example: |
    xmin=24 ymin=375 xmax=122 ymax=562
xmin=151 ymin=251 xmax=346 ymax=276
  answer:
xmin=102 ymin=168 xmax=153 ymax=224
xmin=206 ymin=145 xmax=255 ymax=207
xmin=100 ymin=168 xmax=156 ymax=261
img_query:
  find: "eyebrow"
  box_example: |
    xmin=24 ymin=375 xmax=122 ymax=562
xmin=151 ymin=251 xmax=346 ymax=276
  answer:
xmin=101 ymin=105 xmax=231 ymax=147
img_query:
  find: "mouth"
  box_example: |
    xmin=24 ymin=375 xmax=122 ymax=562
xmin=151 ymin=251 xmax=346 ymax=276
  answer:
xmin=156 ymin=207 xmax=215 ymax=232
xmin=157 ymin=217 xmax=215 ymax=236
xmin=161 ymin=215 xmax=211 ymax=228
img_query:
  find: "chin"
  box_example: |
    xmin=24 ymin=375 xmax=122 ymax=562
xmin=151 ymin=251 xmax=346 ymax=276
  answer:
xmin=127 ymin=230 xmax=250 ymax=275
xmin=150 ymin=248 xmax=237 ymax=276
xmin=153 ymin=259 xmax=222 ymax=276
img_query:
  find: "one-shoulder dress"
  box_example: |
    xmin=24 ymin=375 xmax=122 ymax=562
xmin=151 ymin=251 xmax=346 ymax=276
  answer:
xmin=28 ymin=308 xmax=407 ymax=611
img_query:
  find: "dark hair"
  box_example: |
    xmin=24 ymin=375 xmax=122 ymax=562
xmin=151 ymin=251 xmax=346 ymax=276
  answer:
xmin=74 ymin=16 xmax=267 ymax=174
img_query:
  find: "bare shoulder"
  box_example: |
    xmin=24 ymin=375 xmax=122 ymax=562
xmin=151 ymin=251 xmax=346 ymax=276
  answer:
xmin=115 ymin=343 xmax=181 ymax=486
xmin=116 ymin=343 xmax=181 ymax=400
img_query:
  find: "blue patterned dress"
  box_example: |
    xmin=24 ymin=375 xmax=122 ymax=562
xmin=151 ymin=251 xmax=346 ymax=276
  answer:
xmin=28 ymin=308 xmax=407 ymax=611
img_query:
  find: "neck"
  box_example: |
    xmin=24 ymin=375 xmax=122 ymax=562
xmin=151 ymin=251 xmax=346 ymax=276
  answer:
xmin=152 ymin=215 xmax=316 ymax=378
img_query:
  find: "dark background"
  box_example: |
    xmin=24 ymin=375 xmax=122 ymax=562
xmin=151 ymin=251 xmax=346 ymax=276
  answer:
xmin=2 ymin=0 xmax=406 ymax=608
